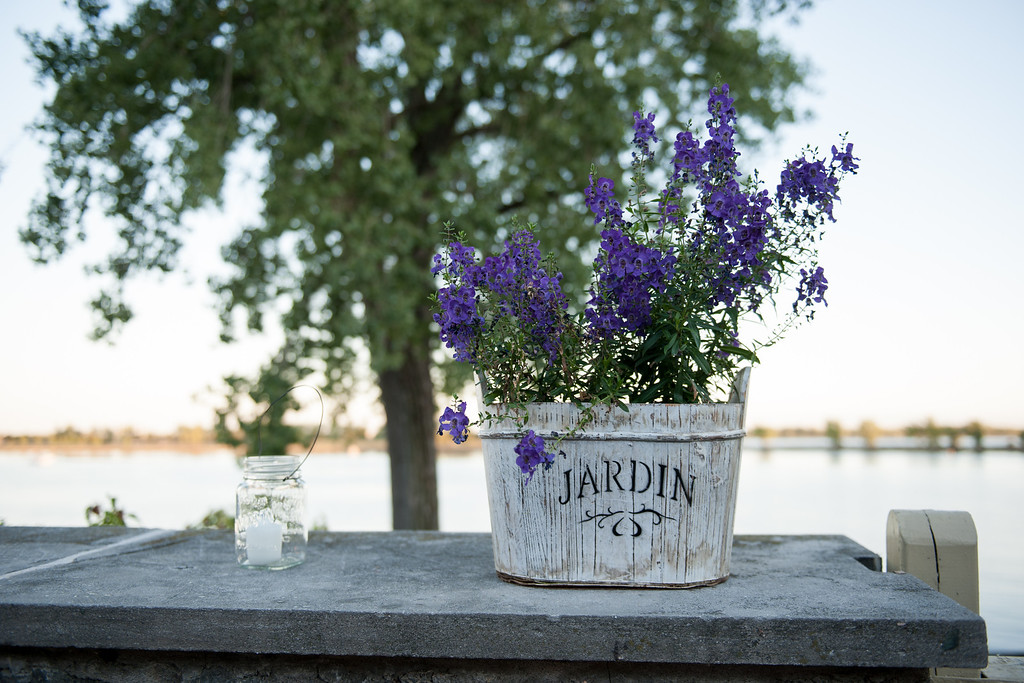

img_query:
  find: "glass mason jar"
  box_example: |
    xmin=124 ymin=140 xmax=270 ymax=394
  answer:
xmin=235 ymin=455 xmax=307 ymax=569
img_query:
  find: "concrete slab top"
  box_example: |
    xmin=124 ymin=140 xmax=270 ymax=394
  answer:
xmin=0 ymin=527 xmax=987 ymax=668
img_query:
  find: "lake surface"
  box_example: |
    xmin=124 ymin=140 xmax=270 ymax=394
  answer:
xmin=1 ymin=446 xmax=1021 ymax=654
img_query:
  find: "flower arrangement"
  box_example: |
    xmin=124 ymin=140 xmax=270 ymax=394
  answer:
xmin=433 ymin=84 xmax=859 ymax=481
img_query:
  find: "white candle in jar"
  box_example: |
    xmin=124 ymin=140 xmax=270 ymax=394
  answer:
xmin=246 ymin=518 xmax=283 ymax=565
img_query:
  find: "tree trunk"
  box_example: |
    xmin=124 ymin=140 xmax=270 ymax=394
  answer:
xmin=378 ymin=343 xmax=439 ymax=530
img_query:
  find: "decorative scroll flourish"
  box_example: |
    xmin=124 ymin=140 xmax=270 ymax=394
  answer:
xmin=580 ymin=505 xmax=676 ymax=537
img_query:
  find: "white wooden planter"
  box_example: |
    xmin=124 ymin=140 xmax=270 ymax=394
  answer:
xmin=480 ymin=368 xmax=750 ymax=588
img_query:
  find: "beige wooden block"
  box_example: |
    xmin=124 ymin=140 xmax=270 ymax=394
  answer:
xmin=927 ymin=510 xmax=980 ymax=615
xmin=886 ymin=509 xmax=979 ymax=613
xmin=887 ymin=510 xmax=981 ymax=680
xmin=887 ymin=509 xmax=938 ymax=587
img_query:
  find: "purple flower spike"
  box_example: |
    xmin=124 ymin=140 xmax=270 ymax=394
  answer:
xmin=433 ymin=241 xmax=484 ymax=362
xmin=585 ymin=228 xmax=676 ymax=337
xmin=479 ymin=229 xmax=568 ymax=364
xmin=438 ymin=401 xmax=470 ymax=444
xmin=794 ymin=266 xmax=829 ymax=313
xmin=514 ymin=429 xmax=554 ymax=484
xmin=434 ymin=283 xmax=482 ymax=362
xmin=777 ymin=157 xmax=841 ymax=222
xmin=831 ymin=142 xmax=860 ymax=173
xmin=584 ymin=175 xmax=625 ymax=227
xmin=632 ymin=111 xmax=659 ymax=157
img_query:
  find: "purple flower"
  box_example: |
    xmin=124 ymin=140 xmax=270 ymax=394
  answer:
xmin=438 ymin=401 xmax=470 ymax=444
xmin=514 ymin=429 xmax=554 ymax=483
xmin=433 ymin=241 xmax=484 ymax=362
xmin=632 ymin=111 xmax=659 ymax=157
xmin=586 ymin=228 xmax=677 ymax=337
xmin=777 ymin=157 xmax=841 ymax=222
xmin=431 ymin=241 xmax=476 ymax=275
xmin=794 ymin=266 xmax=829 ymax=313
xmin=584 ymin=175 xmax=625 ymax=227
xmin=672 ymin=130 xmax=705 ymax=180
xmin=434 ymin=283 xmax=481 ymax=362
xmin=480 ymin=230 xmax=568 ymax=363
xmin=706 ymin=106 xmax=736 ymax=148
xmin=667 ymin=85 xmax=753 ymax=310
xmin=684 ymin=169 xmax=772 ymax=310
xmin=831 ymin=142 xmax=860 ymax=174
xmin=707 ymin=83 xmax=737 ymax=120
xmin=702 ymin=84 xmax=740 ymax=183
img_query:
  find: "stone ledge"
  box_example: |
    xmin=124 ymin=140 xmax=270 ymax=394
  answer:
xmin=0 ymin=527 xmax=987 ymax=671
xmin=0 ymin=647 xmax=934 ymax=683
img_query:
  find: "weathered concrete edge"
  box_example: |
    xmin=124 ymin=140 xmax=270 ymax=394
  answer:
xmin=0 ymin=603 xmax=988 ymax=669
xmin=0 ymin=645 xmax=937 ymax=683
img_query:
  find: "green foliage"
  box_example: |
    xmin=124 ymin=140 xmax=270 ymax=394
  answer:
xmin=189 ymin=508 xmax=234 ymax=530
xmin=85 ymin=496 xmax=137 ymax=526
xmin=212 ymin=367 xmax=322 ymax=458
xmin=22 ymin=0 xmax=808 ymax=371
xmin=214 ymin=370 xmax=304 ymax=456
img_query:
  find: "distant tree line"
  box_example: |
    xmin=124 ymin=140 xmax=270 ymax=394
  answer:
xmin=0 ymin=423 xmax=377 ymax=451
xmin=0 ymin=426 xmax=214 ymax=448
xmin=5 ymin=420 xmax=1021 ymax=452
xmin=751 ymin=420 xmax=1023 ymax=452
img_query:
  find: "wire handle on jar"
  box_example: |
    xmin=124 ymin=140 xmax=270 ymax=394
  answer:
xmin=255 ymin=384 xmax=324 ymax=481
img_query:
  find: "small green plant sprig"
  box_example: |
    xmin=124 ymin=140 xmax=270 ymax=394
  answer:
xmin=85 ymin=496 xmax=137 ymax=527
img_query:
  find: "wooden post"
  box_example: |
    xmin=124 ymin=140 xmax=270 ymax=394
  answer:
xmin=886 ymin=510 xmax=981 ymax=680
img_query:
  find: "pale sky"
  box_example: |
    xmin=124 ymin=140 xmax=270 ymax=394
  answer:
xmin=1 ymin=1 xmax=1022 ymax=435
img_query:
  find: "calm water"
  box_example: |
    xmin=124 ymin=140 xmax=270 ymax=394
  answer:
xmin=1 ymin=447 xmax=1021 ymax=654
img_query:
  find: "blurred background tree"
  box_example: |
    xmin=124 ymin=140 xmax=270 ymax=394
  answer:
xmin=906 ymin=419 xmax=943 ymax=452
xmin=20 ymin=0 xmax=810 ymax=529
xmin=963 ymin=421 xmax=984 ymax=452
xmin=825 ymin=420 xmax=842 ymax=451
xmin=858 ymin=420 xmax=880 ymax=451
